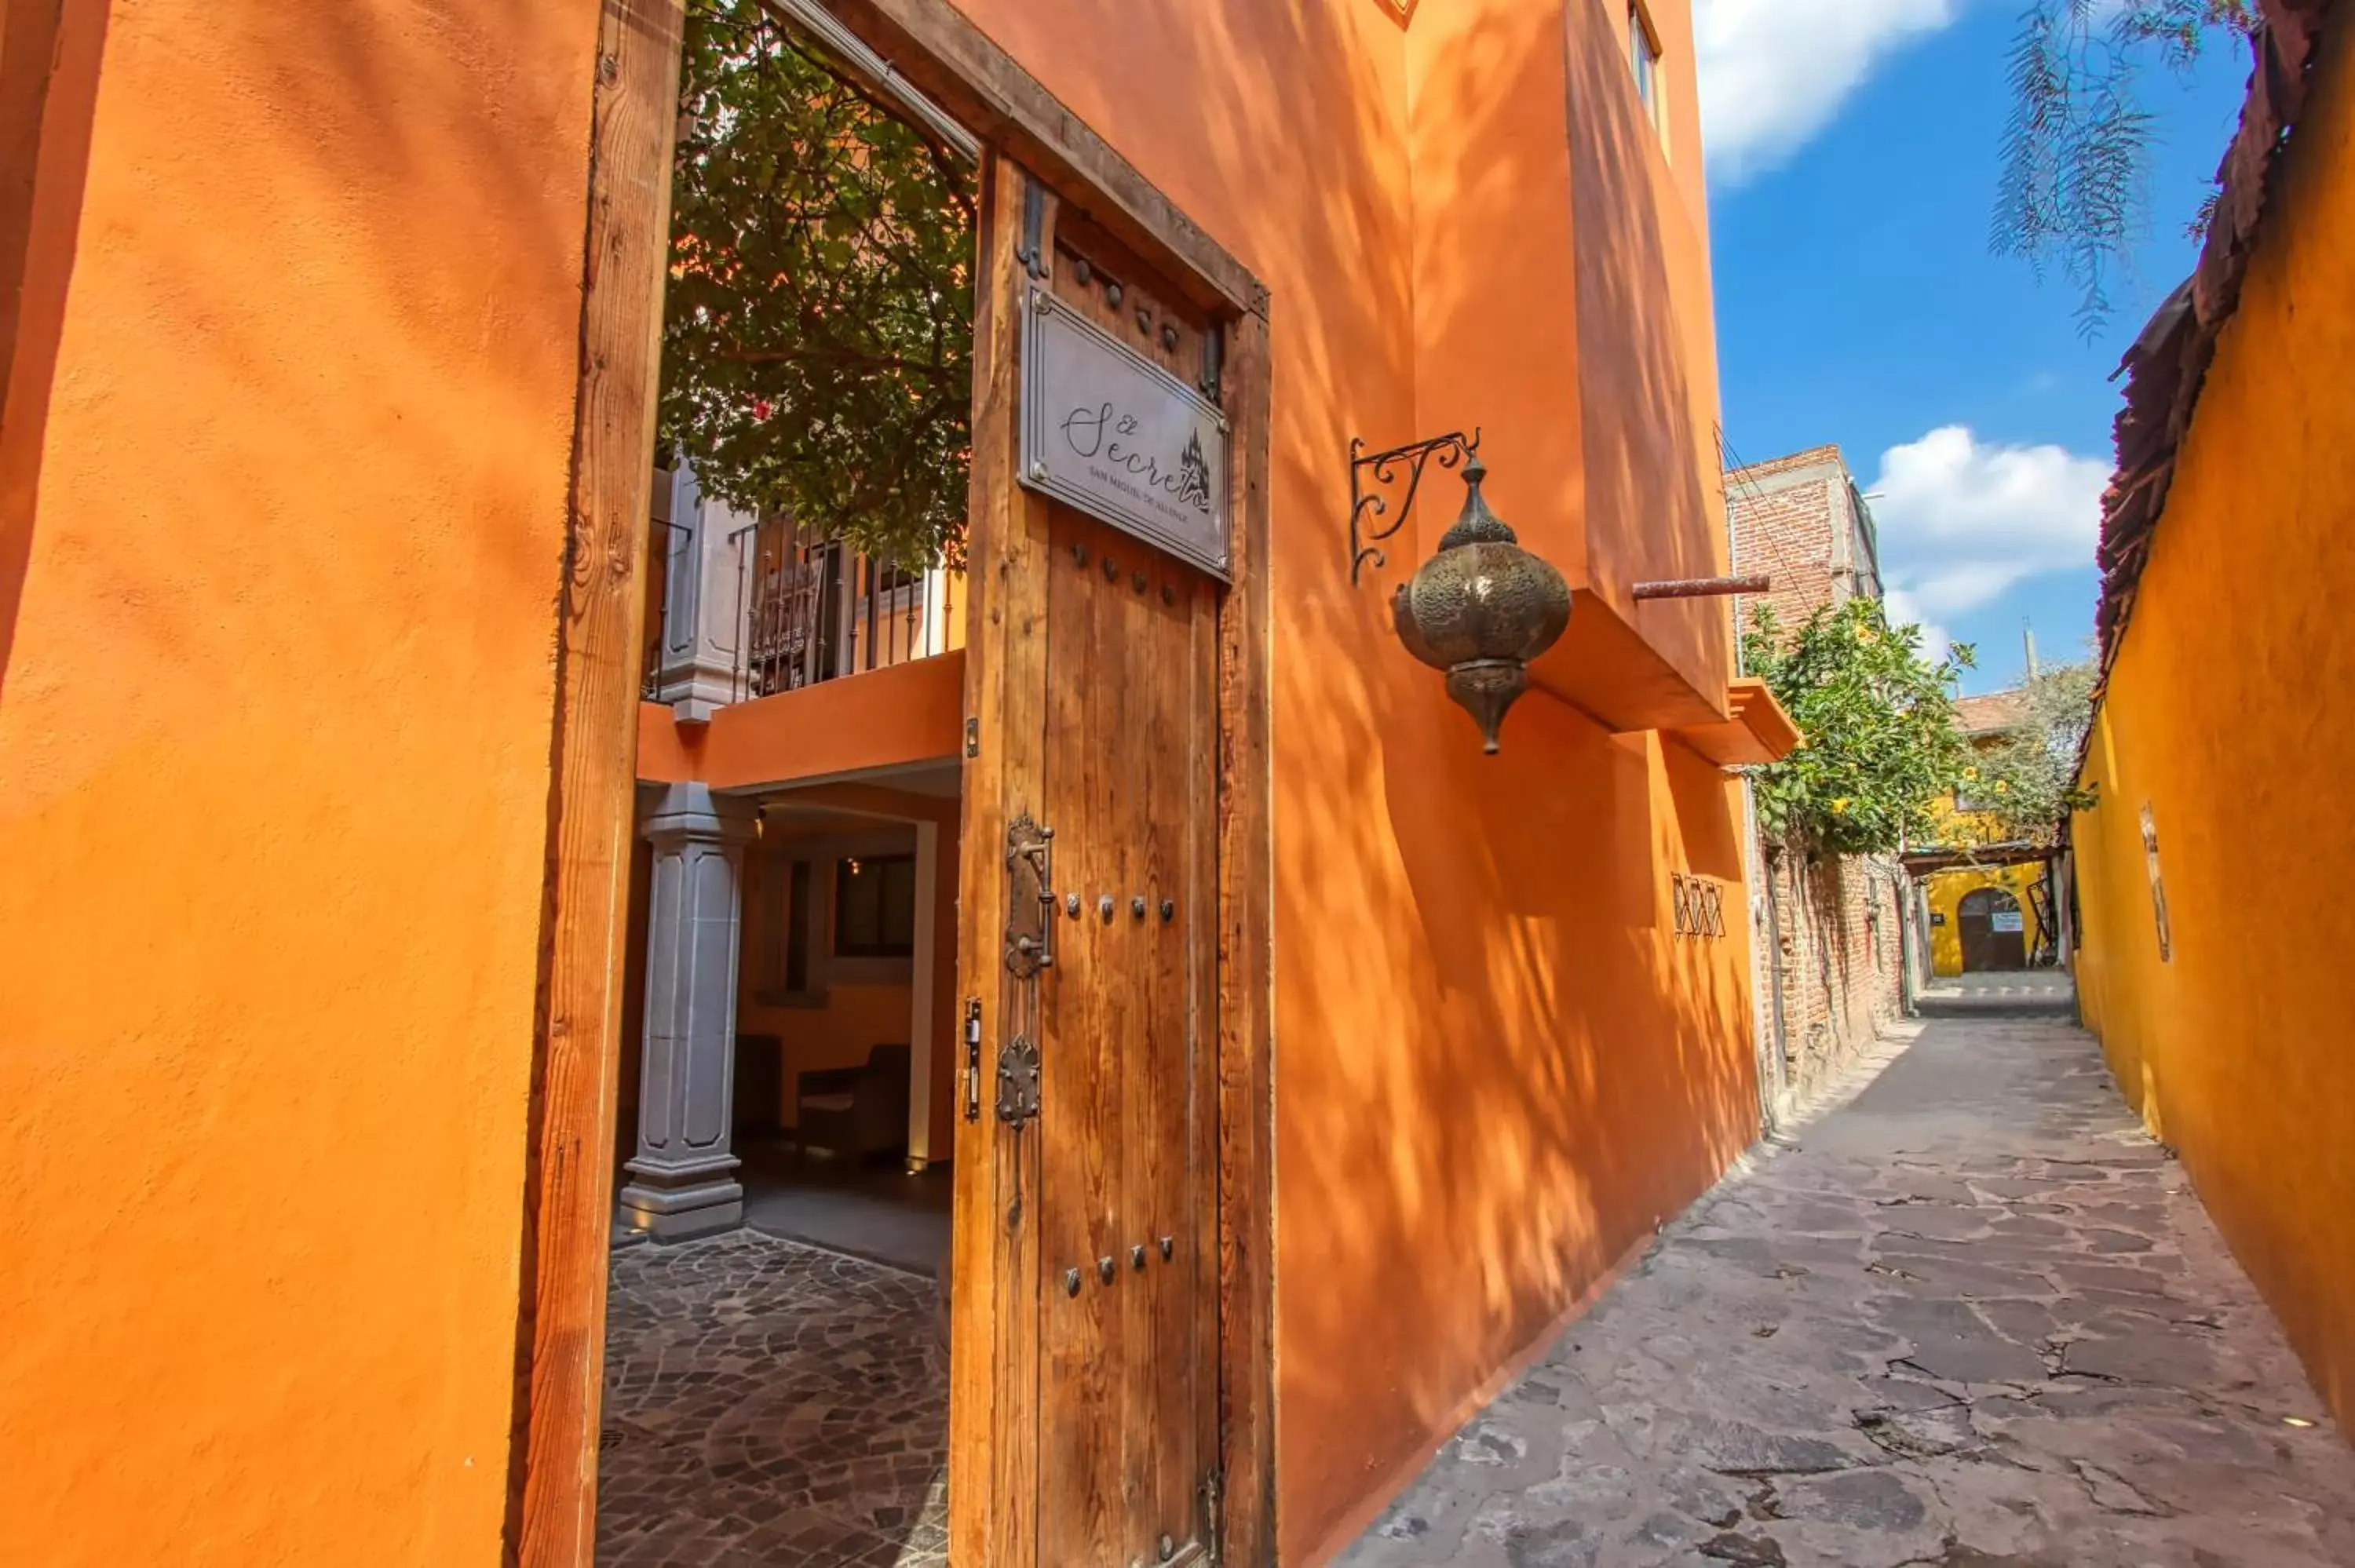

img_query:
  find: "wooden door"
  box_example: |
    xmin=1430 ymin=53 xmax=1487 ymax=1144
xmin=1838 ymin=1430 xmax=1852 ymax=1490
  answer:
xmin=1033 ymin=505 xmax=1221 ymax=1565
xmin=1958 ymin=888 xmax=2028 ymax=973
xmin=952 ymin=157 xmax=1225 ymax=1568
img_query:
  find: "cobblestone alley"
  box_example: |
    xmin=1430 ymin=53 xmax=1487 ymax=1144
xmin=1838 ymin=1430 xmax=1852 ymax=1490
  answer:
xmin=1343 ymin=983 xmax=2355 ymax=1567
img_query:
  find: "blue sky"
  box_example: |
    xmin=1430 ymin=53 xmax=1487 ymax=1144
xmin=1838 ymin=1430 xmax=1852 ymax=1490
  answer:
xmin=1697 ymin=1 xmax=2251 ymax=691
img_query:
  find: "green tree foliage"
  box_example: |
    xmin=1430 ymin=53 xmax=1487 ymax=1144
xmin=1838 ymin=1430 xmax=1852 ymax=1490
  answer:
xmin=1993 ymin=1 xmax=2256 ymax=336
xmin=659 ymin=0 xmax=977 ymax=569
xmin=1743 ymin=599 xmax=1976 ymax=856
xmin=1962 ymin=660 xmax=2101 ymax=846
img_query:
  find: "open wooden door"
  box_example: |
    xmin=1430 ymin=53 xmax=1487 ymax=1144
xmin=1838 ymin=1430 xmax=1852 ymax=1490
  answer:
xmin=951 ymin=155 xmax=1227 ymax=1566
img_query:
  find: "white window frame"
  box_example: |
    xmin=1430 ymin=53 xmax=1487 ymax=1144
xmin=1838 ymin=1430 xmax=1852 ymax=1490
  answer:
xmin=1629 ymin=2 xmax=1669 ymax=151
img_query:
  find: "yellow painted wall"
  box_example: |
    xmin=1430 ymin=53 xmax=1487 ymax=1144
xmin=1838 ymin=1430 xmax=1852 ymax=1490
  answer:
xmin=1922 ymin=785 xmax=2006 ymax=853
xmin=2072 ymin=3 xmax=2355 ymax=1434
xmin=1925 ymin=864 xmax=2045 ymax=977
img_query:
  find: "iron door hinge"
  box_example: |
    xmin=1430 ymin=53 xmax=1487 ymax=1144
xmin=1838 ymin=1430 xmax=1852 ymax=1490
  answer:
xmin=1016 ymin=174 xmax=1049 ymax=279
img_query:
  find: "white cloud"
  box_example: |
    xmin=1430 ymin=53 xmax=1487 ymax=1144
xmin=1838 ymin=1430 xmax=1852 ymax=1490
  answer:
xmin=1866 ymin=425 xmax=2110 ymax=652
xmin=1882 ymin=586 xmax=1956 ymax=666
xmin=1696 ymin=0 xmax=1960 ymax=185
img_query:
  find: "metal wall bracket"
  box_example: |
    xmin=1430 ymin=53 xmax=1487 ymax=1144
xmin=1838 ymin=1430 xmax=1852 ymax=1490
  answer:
xmin=1348 ymin=428 xmax=1481 ymax=585
xmin=1199 ymin=323 xmax=1225 ymax=403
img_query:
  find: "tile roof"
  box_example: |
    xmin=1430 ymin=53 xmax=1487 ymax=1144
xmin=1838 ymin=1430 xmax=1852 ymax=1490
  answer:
xmin=2096 ymin=0 xmax=2338 ymax=683
xmin=1954 ymin=690 xmax=2028 ymax=736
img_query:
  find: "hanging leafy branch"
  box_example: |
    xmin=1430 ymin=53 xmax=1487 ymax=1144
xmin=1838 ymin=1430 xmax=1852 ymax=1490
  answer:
xmin=1951 ymin=660 xmax=2101 ymax=847
xmin=659 ymin=0 xmax=977 ymax=569
xmin=1743 ymin=599 xmax=1976 ymax=857
xmin=1992 ymin=0 xmax=2256 ymax=337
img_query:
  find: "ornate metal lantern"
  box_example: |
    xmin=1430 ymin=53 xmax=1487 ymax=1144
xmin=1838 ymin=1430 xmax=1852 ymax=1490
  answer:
xmin=1390 ymin=458 xmax=1572 ymax=753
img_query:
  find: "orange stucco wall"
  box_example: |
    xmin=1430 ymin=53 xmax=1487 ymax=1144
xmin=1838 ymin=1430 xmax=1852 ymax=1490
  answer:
xmin=0 ymin=0 xmax=603 ymax=1559
xmin=940 ymin=0 xmax=1757 ymax=1555
xmin=736 ymin=834 xmax=956 ymax=1143
xmin=2071 ymin=5 xmax=2355 ymax=1435
xmin=6 ymin=0 xmax=1758 ymax=1559
xmin=1404 ymin=0 xmax=1732 ymax=730
xmin=742 ymin=979 xmax=919 ymax=1123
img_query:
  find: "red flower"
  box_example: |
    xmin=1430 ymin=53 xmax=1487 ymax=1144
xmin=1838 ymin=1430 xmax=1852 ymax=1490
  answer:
xmin=752 ymin=399 xmax=772 ymax=422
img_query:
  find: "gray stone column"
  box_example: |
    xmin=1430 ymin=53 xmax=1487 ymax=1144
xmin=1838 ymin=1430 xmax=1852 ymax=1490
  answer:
xmin=650 ymin=462 xmax=755 ymax=721
xmin=619 ymin=783 xmax=757 ymax=1242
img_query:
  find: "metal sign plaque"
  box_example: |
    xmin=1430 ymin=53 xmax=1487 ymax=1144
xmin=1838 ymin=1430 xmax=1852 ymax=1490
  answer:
xmin=1020 ymin=287 xmax=1230 ymax=579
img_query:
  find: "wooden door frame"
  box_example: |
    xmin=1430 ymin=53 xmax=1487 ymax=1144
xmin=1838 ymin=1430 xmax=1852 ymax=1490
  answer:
xmin=509 ymin=2 xmax=1276 ymax=1564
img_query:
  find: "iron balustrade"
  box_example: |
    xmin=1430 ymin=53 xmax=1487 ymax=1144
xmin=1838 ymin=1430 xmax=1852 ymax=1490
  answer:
xmin=729 ymin=515 xmax=960 ymax=701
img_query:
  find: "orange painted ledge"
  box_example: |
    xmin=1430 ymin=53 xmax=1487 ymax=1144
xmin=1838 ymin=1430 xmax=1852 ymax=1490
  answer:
xmin=636 ymin=651 xmax=966 ymax=789
xmin=1528 ymin=589 xmax=1729 ymax=734
xmin=1672 ymin=676 xmax=1802 ymax=768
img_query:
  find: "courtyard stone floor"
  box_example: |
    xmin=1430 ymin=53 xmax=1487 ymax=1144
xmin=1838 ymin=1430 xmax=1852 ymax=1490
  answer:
xmin=598 ymin=1231 xmax=947 ymax=1567
xmin=1344 ymin=986 xmax=2355 ymax=1567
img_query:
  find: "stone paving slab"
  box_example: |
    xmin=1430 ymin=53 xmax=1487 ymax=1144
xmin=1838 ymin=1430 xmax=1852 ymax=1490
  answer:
xmin=598 ymin=1230 xmax=947 ymax=1567
xmin=1342 ymin=1012 xmax=2355 ymax=1568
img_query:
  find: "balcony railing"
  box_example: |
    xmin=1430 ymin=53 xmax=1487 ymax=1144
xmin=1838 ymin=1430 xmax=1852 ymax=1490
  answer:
xmin=731 ymin=514 xmax=960 ymax=702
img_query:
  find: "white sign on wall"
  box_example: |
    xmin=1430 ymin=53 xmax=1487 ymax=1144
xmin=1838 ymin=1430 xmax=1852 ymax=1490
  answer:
xmin=1990 ymin=910 xmax=2026 ymax=935
xmin=1020 ymin=287 xmax=1230 ymax=578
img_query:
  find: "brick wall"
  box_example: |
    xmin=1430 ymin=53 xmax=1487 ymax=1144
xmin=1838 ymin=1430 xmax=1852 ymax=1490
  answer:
xmin=1725 ymin=443 xmax=1884 ymax=640
xmin=1757 ymin=849 xmax=1906 ymax=1107
xmin=1730 ymin=445 xmax=1905 ymax=1114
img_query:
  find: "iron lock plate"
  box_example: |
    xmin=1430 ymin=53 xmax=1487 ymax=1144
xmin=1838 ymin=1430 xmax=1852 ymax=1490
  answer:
xmin=995 ymin=1035 xmax=1041 ymax=1128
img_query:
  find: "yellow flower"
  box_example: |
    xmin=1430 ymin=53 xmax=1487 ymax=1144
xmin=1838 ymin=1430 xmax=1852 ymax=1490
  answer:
xmin=1995 ymin=780 xmax=2010 ymax=794
xmin=1831 ymin=797 xmax=1853 ymax=815
xmin=1963 ymin=766 xmax=1980 ymax=780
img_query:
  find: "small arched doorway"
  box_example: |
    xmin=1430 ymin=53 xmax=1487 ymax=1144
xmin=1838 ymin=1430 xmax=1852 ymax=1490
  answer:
xmin=1958 ymin=887 xmax=2029 ymax=972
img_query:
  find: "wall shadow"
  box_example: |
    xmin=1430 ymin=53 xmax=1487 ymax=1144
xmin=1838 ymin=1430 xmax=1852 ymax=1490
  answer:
xmin=918 ymin=0 xmax=1770 ymax=1556
xmin=0 ymin=0 xmax=110 ymax=698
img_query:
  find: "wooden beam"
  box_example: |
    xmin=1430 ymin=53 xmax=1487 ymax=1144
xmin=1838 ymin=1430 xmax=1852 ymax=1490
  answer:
xmin=1631 ymin=573 xmax=1771 ymax=601
xmin=1214 ymin=305 xmax=1277 ymax=1566
xmin=507 ymin=1 xmax=687 ymax=1563
xmin=947 ymin=153 xmax=1051 ymax=1568
xmin=820 ymin=0 xmax=1265 ymax=319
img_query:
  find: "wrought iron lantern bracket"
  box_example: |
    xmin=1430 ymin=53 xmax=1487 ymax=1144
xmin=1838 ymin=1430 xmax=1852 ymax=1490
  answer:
xmin=1348 ymin=428 xmax=1481 ymax=585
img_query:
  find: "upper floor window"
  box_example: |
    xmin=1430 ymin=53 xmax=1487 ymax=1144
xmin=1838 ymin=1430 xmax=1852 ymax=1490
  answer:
xmin=1629 ymin=4 xmax=1667 ymax=145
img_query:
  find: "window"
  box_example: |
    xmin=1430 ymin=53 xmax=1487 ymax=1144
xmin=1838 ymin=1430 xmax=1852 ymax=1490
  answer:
xmin=834 ymin=853 xmax=918 ymax=957
xmin=1629 ymin=4 xmax=1667 ymax=142
xmin=756 ymin=854 xmax=823 ymax=1004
